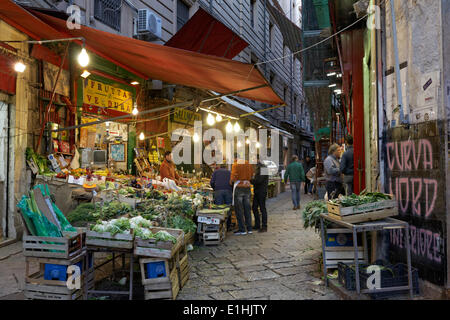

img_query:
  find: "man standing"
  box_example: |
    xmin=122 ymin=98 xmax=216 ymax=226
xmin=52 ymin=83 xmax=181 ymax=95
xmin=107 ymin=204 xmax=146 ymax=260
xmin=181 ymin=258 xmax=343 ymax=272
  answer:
xmin=324 ymin=144 xmax=344 ymax=199
xmin=303 ymin=155 xmax=314 ymax=195
xmin=159 ymin=151 xmax=180 ymax=184
xmin=340 ymin=136 xmax=354 ymax=195
xmin=210 ymin=163 xmax=233 ymax=229
xmin=230 ymin=157 xmax=254 ymax=235
xmin=251 ymin=156 xmax=269 ymax=232
xmin=284 ymin=155 xmax=305 ymax=210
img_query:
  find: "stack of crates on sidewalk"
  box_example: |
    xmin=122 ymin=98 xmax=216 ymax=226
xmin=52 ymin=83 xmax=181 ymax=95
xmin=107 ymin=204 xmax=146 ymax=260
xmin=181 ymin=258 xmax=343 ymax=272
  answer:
xmin=196 ymin=208 xmax=229 ymax=246
xmin=134 ymin=227 xmax=185 ymax=300
xmin=22 ymin=229 xmax=89 ymax=300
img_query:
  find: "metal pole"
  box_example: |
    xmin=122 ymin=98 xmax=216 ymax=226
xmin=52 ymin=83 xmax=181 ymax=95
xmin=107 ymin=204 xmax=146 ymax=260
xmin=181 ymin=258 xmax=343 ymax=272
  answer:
xmin=129 ymin=253 xmax=134 ymax=300
xmin=353 ymin=228 xmax=361 ymax=296
xmin=404 ymin=224 xmax=414 ymax=299
xmin=320 ymin=217 xmax=328 ymax=286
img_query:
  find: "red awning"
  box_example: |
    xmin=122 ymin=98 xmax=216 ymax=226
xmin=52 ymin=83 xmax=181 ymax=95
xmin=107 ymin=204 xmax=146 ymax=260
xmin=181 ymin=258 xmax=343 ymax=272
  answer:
xmin=165 ymin=8 xmax=248 ymax=59
xmin=0 ymin=1 xmax=63 ymax=40
xmin=0 ymin=0 xmax=283 ymax=105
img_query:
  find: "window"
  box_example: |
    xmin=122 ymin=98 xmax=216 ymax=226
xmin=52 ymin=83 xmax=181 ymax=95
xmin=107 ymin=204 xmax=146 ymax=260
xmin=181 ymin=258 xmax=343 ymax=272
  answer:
xmin=250 ymin=52 xmax=258 ymax=65
xmin=250 ymin=0 xmax=257 ymax=27
xmin=94 ymin=0 xmax=121 ymax=31
xmin=269 ymin=71 xmax=275 ymax=84
xmin=283 ymin=44 xmax=288 ymax=65
xmin=177 ymin=0 xmax=190 ymax=31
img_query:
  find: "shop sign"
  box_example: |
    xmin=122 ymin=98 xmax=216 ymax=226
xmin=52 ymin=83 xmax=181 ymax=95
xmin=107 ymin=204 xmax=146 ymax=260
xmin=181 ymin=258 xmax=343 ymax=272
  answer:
xmin=83 ymin=79 xmax=133 ymax=114
xmin=172 ymin=108 xmax=201 ymax=125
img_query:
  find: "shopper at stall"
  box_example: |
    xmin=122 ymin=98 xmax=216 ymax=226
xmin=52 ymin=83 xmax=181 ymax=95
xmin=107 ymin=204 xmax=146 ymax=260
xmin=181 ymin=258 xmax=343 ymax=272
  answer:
xmin=251 ymin=156 xmax=269 ymax=232
xmin=210 ymin=163 xmax=233 ymax=230
xmin=303 ymin=155 xmax=315 ymax=195
xmin=159 ymin=151 xmax=181 ymax=184
xmin=324 ymin=144 xmax=344 ymax=199
xmin=230 ymin=156 xmax=254 ymax=235
xmin=284 ymin=155 xmax=305 ymax=210
xmin=340 ymin=135 xmax=354 ymax=195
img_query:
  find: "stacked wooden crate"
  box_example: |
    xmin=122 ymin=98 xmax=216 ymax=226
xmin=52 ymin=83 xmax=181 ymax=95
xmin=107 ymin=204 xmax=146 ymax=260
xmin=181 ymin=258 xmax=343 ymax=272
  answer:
xmin=196 ymin=208 xmax=228 ymax=246
xmin=23 ymin=229 xmax=88 ymax=300
xmin=323 ymin=228 xmax=366 ymax=268
xmin=134 ymin=227 xmax=185 ymax=300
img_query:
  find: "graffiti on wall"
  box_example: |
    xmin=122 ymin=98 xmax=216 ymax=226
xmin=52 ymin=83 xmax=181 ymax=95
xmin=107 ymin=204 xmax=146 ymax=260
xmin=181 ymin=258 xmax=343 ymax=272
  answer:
xmin=385 ymin=124 xmax=446 ymax=285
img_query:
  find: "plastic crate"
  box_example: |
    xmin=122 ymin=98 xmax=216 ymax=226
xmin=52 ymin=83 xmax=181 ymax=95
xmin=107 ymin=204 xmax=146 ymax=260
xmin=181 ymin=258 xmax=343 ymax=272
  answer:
xmin=145 ymin=261 xmax=167 ymax=279
xmin=337 ymin=261 xmax=420 ymax=299
xmin=44 ymin=261 xmax=83 ymax=281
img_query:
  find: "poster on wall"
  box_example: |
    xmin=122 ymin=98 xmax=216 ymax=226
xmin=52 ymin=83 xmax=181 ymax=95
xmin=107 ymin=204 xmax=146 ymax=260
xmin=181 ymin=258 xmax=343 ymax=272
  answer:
xmin=83 ymin=79 xmax=133 ymax=114
xmin=43 ymin=61 xmax=70 ymax=97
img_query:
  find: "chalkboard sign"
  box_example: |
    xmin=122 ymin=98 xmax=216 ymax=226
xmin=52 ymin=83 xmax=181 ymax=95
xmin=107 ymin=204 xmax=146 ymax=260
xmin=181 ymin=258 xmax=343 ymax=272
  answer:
xmin=109 ymin=143 xmax=126 ymax=162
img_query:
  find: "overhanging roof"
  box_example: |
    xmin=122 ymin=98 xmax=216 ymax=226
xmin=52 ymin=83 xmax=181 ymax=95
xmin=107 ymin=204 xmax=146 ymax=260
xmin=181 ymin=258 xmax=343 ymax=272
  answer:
xmin=0 ymin=0 xmax=284 ymax=105
xmin=165 ymin=7 xmax=248 ymax=59
xmin=267 ymin=2 xmax=302 ymax=55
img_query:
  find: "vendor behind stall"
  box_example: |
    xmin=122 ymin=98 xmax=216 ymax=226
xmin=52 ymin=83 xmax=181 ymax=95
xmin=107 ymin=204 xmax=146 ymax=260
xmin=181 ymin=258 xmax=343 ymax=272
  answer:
xmin=160 ymin=151 xmax=181 ymax=184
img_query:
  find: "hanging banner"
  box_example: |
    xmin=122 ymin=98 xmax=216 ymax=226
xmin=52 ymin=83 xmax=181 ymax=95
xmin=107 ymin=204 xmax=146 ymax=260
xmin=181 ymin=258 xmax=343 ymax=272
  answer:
xmin=171 ymin=108 xmax=201 ymax=126
xmin=83 ymin=79 xmax=133 ymax=114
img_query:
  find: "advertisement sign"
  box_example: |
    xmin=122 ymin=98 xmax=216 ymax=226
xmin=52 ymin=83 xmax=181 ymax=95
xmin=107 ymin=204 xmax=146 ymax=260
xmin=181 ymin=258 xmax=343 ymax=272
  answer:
xmin=171 ymin=108 xmax=201 ymax=126
xmin=83 ymin=79 xmax=133 ymax=114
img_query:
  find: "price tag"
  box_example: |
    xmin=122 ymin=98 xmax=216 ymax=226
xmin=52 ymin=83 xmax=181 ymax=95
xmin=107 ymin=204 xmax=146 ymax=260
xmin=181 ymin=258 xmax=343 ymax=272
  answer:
xmin=197 ymin=216 xmax=220 ymax=225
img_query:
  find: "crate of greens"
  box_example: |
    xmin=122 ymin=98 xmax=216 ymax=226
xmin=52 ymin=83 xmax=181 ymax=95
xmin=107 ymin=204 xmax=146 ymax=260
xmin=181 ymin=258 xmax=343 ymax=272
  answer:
xmin=86 ymin=218 xmax=134 ymax=250
xmin=327 ymin=193 xmax=397 ymax=223
xmin=134 ymin=227 xmax=184 ymax=259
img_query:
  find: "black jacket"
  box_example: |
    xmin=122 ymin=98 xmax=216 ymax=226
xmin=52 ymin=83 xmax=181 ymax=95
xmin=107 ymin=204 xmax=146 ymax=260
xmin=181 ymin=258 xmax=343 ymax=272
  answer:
xmin=340 ymin=146 xmax=354 ymax=176
xmin=251 ymin=162 xmax=269 ymax=193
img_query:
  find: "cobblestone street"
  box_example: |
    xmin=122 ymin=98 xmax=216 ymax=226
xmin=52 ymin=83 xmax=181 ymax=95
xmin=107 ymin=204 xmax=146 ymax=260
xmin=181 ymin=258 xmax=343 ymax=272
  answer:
xmin=177 ymin=190 xmax=339 ymax=300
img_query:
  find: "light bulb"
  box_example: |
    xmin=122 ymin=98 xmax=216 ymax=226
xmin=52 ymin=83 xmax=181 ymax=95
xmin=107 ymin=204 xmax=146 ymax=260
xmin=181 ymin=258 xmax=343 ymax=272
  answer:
xmin=105 ymin=121 xmax=110 ymax=127
xmin=216 ymin=114 xmax=223 ymax=122
xmin=255 ymin=142 xmax=261 ymax=148
xmin=246 ymin=138 xmax=250 ymax=144
xmin=237 ymin=141 xmax=242 ymax=148
xmin=207 ymin=113 xmax=215 ymax=126
xmin=226 ymin=122 xmax=233 ymax=133
xmin=78 ymin=48 xmax=90 ymax=67
xmin=193 ymin=132 xmax=200 ymax=142
xmin=139 ymin=132 xmax=145 ymax=140
xmin=132 ymin=104 xmax=139 ymax=115
xmin=14 ymin=61 xmax=26 ymax=73
xmin=233 ymin=122 xmax=240 ymax=133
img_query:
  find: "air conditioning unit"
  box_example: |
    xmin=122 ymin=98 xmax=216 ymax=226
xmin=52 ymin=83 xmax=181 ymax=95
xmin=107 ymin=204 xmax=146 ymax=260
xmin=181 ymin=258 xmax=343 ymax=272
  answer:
xmin=137 ymin=9 xmax=162 ymax=38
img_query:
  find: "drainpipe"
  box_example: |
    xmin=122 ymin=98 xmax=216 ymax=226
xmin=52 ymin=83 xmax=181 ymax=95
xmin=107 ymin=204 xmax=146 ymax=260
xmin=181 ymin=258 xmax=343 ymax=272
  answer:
xmin=389 ymin=0 xmax=407 ymax=125
xmin=264 ymin=0 xmax=267 ymax=76
xmin=377 ymin=0 xmax=386 ymax=192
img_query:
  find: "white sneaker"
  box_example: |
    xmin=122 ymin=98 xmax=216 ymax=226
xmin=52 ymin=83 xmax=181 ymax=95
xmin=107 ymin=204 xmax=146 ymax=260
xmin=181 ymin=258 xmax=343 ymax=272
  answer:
xmin=247 ymin=231 xmax=253 ymax=234
xmin=234 ymin=231 xmax=247 ymax=236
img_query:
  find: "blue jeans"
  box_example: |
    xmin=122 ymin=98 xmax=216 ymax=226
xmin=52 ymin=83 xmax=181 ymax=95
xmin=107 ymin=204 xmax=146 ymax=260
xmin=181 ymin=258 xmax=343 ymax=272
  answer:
xmin=290 ymin=181 xmax=301 ymax=207
xmin=214 ymin=190 xmax=232 ymax=205
xmin=234 ymin=187 xmax=252 ymax=232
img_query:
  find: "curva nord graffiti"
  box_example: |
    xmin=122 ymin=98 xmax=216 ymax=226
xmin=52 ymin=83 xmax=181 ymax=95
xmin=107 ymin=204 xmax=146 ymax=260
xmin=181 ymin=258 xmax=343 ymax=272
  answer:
xmin=385 ymin=122 xmax=446 ymax=285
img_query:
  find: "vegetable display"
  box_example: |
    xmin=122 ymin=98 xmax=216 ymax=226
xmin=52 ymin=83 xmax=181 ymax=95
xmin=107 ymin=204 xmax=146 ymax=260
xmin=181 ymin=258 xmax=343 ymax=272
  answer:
xmin=301 ymin=200 xmax=329 ymax=232
xmin=329 ymin=192 xmax=392 ymax=207
xmin=67 ymin=201 xmax=133 ymax=226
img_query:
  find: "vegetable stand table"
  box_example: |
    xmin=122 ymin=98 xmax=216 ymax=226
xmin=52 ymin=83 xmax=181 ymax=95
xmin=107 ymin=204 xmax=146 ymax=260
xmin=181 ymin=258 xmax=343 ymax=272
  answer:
xmin=319 ymin=214 xmax=414 ymax=299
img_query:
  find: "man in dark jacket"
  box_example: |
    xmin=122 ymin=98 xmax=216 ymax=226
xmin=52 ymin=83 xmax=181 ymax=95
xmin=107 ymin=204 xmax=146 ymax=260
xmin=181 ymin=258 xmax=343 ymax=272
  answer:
xmin=340 ymin=135 xmax=354 ymax=195
xmin=303 ymin=155 xmax=314 ymax=195
xmin=210 ymin=164 xmax=233 ymax=229
xmin=251 ymin=157 xmax=269 ymax=232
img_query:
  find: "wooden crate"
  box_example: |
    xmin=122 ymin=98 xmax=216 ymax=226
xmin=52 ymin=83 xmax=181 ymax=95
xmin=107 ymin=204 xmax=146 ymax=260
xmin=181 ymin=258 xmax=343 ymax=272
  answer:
xmin=323 ymin=229 xmax=366 ymax=268
xmin=24 ymin=252 xmax=87 ymax=300
xmin=85 ymin=229 xmax=134 ymax=250
xmin=185 ymin=232 xmax=195 ymax=246
xmin=176 ymin=244 xmax=190 ymax=288
xmin=134 ymin=227 xmax=184 ymax=259
xmin=140 ymin=257 xmax=180 ymax=300
xmin=327 ymin=195 xmax=398 ymax=223
xmin=23 ymin=229 xmax=86 ymax=259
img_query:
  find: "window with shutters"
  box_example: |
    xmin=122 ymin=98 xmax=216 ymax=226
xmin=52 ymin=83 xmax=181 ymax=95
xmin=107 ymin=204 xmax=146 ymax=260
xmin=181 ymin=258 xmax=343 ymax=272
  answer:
xmin=250 ymin=0 xmax=257 ymax=27
xmin=177 ymin=0 xmax=190 ymax=31
xmin=94 ymin=0 xmax=121 ymax=31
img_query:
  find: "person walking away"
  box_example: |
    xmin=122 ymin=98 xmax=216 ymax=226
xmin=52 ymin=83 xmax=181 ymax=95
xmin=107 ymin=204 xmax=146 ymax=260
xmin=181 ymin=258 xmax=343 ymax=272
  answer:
xmin=284 ymin=155 xmax=305 ymax=210
xmin=340 ymin=136 xmax=354 ymax=195
xmin=324 ymin=144 xmax=344 ymax=199
xmin=251 ymin=156 xmax=269 ymax=232
xmin=303 ymin=155 xmax=314 ymax=195
xmin=159 ymin=151 xmax=181 ymax=184
xmin=230 ymin=157 xmax=254 ymax=235
xmin=210 ymin=163 xmax=233 ymax=229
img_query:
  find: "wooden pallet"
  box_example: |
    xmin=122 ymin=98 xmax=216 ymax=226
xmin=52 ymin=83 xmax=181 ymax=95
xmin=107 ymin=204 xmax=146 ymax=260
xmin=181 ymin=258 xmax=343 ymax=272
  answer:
xmin=140 ymin=257 xmax=180 ymax=300
xmin=134 ymin=227 xmax=184 ymax=259
xmin=85 ymin=229 xmax=134 ymax=250
xmin=327 ymin=195 xmax=398 ymax=223
xmin=24 ymin=283 xmax=84 ymax=300
xmin=23 ymin=229 xmax=86 ymax=259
